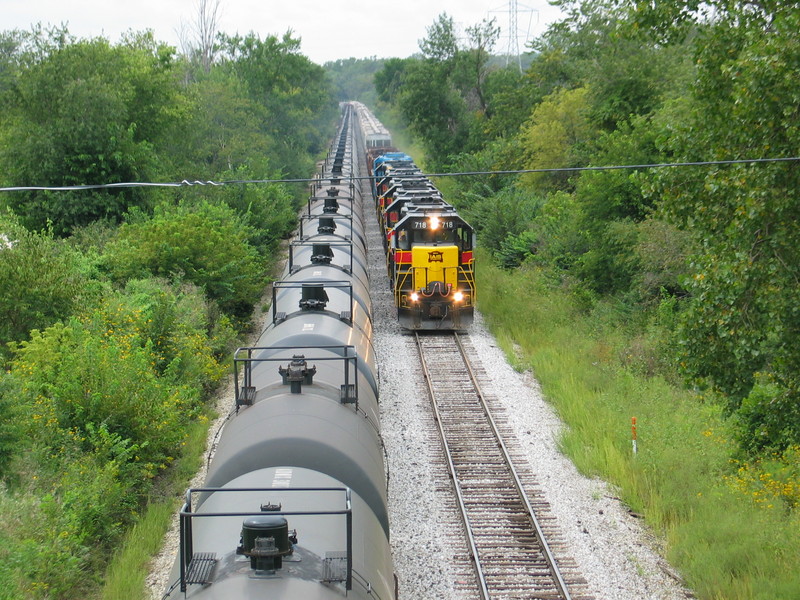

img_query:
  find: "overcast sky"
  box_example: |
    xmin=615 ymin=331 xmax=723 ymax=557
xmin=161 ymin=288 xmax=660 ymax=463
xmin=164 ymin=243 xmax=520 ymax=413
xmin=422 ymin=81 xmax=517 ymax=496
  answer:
xmin=4 ymin=0 xmax=564 ymax=64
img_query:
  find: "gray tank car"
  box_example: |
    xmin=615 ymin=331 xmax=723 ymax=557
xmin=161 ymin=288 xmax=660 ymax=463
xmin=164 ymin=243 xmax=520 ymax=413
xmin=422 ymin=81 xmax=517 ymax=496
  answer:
xmin=171 ymin=467 xmax=394 ymax=600
xmin=163 ymin=104 xmax=396 ymax=600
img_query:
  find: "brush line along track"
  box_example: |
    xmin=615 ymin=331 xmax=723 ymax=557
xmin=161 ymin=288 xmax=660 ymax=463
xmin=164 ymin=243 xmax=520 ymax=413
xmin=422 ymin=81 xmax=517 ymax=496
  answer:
xmin=414 ymin=331 xmax=593 ymax=600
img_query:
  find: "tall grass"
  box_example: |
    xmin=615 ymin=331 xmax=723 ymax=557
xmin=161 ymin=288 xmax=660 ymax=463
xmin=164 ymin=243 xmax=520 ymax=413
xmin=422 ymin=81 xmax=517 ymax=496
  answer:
xmin=101 ymin=415 xmax=211 ymax=600
xmin=478 ymin=255 xmax=800 ymax=600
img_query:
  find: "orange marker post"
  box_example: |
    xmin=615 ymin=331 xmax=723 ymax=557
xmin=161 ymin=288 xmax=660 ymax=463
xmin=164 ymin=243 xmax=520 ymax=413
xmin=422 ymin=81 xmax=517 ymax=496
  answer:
xmin=631 ymin=417 xmax=638 ymax=455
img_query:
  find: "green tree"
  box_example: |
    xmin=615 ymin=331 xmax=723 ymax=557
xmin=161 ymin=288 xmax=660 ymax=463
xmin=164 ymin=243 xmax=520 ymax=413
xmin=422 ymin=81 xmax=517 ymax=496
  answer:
xmin=419 ymin=13 xmax=458 ymax=63
xmin=374 ymin=13 xmax=507 ymax=167
xmin=651 ymin=5 xmax=800 ymax=450
xmin=570 ymin=116 xmax=664 ymax=293
xmin=0 ymin=33 xmax=190 ymax=234
xmin=178 ymin=69 xmax=276 ymax=176
xmin=397 ymin=60 xmax=471 ymax=165
xmin=374 ymin=57 xmax=412 ymax=104
xmin=518 ymin=86 xmax=595 ymax=193
xmin=325 ymin=57 xmax=385 ymax=103
xmin=457 ymin=18 xmax=501 ymax=115
xmin=481 ymin=67 xmax=531 ymax=138
xmin=217 ymin=31 xmax=337 ymax=178
xmin=527 ymin=0 xmax=694 ymax=134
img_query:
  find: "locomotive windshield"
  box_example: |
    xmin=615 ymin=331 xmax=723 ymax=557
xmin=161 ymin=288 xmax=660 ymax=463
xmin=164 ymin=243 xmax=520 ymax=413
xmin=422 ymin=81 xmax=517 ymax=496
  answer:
xmin=396 ymin=222 xmax=472 ymax=250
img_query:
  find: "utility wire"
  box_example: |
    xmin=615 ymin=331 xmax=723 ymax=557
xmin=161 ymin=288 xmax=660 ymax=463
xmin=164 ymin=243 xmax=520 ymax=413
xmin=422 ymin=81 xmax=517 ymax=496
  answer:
xmin=1 ymin=156 xmax=798 ymax=193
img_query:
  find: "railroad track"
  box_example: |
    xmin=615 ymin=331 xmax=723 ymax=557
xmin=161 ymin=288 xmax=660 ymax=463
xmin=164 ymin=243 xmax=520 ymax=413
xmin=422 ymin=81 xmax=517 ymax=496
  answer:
xmin=414 ymin=331 xmax=593 ymax=600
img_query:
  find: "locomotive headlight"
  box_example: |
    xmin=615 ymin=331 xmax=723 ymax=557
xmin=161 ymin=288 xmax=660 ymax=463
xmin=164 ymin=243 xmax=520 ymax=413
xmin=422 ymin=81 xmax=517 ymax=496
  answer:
xmin=410 ymin=292 xmax=420 ymax=302
xmin=453 ymin=291 xmax=464 ymax=302
xmin=429 ymin=215 xmax=440 ymax=230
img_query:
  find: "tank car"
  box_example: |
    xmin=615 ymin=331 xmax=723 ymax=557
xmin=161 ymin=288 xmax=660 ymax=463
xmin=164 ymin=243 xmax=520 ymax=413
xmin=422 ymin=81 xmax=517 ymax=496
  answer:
xmin=172 ymin=468 xmax=394 ymax=600
xmin=163 ymin=104 xmax=395 ymax=600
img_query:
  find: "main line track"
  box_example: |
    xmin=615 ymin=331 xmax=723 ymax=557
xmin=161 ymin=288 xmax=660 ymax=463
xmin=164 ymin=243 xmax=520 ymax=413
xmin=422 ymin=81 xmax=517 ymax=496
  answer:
xmin=414 ymin=331 xmax=591 ymax=600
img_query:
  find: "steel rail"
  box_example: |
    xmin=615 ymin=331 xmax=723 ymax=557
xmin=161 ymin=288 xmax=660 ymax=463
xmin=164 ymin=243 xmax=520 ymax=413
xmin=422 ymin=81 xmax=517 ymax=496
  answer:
xmin=414 ymin=331 xmax=491 ymax=600
xmin=453 ymin=332 xmax=573 ymax=600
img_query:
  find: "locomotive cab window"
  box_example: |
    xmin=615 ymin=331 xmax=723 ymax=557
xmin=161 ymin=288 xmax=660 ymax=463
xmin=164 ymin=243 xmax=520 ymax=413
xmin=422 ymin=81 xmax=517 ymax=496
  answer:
xmin=399 ymin=221 xmax=472 ymax=250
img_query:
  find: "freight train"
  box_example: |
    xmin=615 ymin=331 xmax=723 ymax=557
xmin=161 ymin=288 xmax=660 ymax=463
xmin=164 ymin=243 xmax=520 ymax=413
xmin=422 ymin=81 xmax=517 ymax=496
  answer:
xmin=162 ymin=104 xmax=396 ymax=600
xmin=350 ymin=101 xmax=476 ymax=330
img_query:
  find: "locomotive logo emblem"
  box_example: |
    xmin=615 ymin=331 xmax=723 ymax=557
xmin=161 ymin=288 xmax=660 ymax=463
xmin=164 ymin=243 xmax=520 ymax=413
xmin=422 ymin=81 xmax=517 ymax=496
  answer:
xmin=428 ymin=251 xmax=443 ymax=263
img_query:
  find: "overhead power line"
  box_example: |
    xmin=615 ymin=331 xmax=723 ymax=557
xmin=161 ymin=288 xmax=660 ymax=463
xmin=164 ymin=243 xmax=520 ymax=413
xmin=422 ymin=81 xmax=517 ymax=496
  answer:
xmin=1 ymin=156 xmax=798 ymax=193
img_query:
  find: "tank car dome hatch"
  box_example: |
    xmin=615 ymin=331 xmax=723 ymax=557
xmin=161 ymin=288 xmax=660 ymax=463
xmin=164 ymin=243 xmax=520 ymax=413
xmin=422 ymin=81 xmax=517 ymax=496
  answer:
xmin=311 ymin=243 xmax=335 ymax=264
xmin=300 ymin=284 xmax=329 ymax=311
xmin=168 ymin=467 xmax=395 ymax=600
xmin=278 ymin=355 xmax=316 ymax=393
xmin=255 ymin=321 xmax=378 ymax=399
xmin=307 ymin=204 xmax=363 ymax=231
xmin=323 ymin=196 xmax=340 ymax=213
xmin=277 ymin=271 xmax=371 ymax=321
xmin=318 ymin=217 xmax=336 ymax=235
xmin=238 ymin=516 xmax=294 ymax=571
xmin=287 ymin=241 xmax=371 ymax=293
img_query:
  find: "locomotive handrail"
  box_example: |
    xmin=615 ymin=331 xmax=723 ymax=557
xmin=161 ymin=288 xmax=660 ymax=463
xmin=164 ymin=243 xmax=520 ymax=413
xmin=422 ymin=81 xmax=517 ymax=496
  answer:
xmin=178 ymin=486 xmax=353 ymax=593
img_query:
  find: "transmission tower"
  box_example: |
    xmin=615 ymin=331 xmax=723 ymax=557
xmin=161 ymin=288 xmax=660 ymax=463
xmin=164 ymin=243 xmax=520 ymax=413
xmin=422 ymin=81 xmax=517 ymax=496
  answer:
xmin=508 ymin=0 xmax=521 ymax=72
xmin=491 ymin=0 xmax=537 ymax=73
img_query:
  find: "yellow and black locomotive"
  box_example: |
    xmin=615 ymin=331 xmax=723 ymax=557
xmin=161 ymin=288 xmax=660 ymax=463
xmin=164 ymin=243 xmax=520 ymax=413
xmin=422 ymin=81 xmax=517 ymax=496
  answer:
xmin=350 ymin=102 xmax=476 ymax=330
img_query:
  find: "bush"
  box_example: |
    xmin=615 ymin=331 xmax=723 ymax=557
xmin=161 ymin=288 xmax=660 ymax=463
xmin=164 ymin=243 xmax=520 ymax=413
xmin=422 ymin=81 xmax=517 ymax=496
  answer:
xmin=14 ymin=318 xmax=197 ymax=476
xmin=735 ymin=374 xmax=800 ymax=456
xmin=110 ymin=278 xmax=229 ymax=386
xmin=0 ymin=213 xmax=96 ymax=360
xmin=102 ymin=200 xmax=265 ymax=320
xmin=464 ymin=186 xmax=542 ymax=254
xmin=525 ymin=190 xmax=589 ymax=272
xmin=0 ymin=375 xmax=21 ymax=480
xmin=10 ymin=280 xmax=225 ymax=483
xmin=0 ymin=278 xmax=228 ymax=597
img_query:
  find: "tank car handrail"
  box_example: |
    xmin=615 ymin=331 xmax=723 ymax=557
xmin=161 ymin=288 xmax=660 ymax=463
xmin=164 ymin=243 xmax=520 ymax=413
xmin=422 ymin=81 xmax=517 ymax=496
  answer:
xmin=270 ymin=279 xmax=357 ymax=325
xmin=288 ymin=239 xmax=355 ymax=275
xmin=233 ymin=344 xmax=360 ymax=413
xmin=299 ymin=212 xmax=355 ymax=238
xmin=178 ymin=486 xmax=353 ymax=593
xmin=313 ymin=172 xmax=354 ymax=191
xmin=308 ymin=186 xmax=357 ymax=212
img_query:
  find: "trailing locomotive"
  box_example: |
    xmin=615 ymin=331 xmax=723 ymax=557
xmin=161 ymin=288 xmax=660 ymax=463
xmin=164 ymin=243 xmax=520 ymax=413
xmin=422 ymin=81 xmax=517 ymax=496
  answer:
xmin=350 ymin=101 xmax=476 ymax=330
xmin=162 ymin=105 xmax=395 ymax=600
